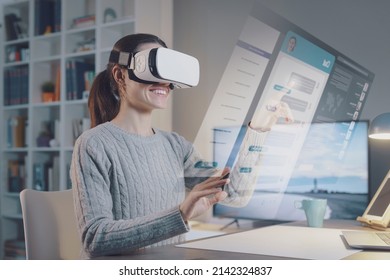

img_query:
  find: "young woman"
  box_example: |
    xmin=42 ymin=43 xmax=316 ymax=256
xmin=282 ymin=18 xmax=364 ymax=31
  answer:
xmin=70 ymin=33 xmax=292 ymax=258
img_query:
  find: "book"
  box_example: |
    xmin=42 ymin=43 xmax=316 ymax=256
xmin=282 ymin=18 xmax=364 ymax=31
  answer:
xmin=4 ymin=69 xmax=10 ymax=105
xmin=54 ymin=0 xmax=62 ymax=32
xmin=54 ymin=65 xmax=61 ymax=101
xmin=4 ymin=239 xmax=26 ymax=260
xmin=4 ymin=67 xmax=29 ymax=105
xmin=65 ymin=60 xmax=74 ymax=100
xmin=50 ymin=156 xmax=60 ymax=191
xmin=7 ymin=115 xmax=27 ymax=148
xmin=71 ymin=14 xmax=96 ymax=29
xmin=33 ymin=162 xmax=51 ymax=191
xmin=34 ymin=0 xmax=56 ymax=35
xmin=7 ymin=160 xmax=26 ymax=192
xmin=66 ymin=60 xmax=95 ymax=100
xmin=72 ymin=118 xmax=91 ymax=143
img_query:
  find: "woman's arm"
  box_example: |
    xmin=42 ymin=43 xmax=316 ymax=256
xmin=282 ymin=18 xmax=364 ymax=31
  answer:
xmin=219 ymin=127 xmax=269 ymax=207
xmin=180 ymin=128 xmax=267 ymax=208
xmin=182 ymin=99 xmax=294 ymax=208
xmin=71 ymin=135 xmax=189 ymax=258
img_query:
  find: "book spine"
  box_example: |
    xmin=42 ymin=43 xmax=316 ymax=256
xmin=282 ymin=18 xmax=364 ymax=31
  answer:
xmin=33 ymin=162 xmax=46 ymax=191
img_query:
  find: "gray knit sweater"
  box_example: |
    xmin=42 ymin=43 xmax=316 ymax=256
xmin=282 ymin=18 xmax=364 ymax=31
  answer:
xmin=70 ymin=122 xmax=267 ymax=258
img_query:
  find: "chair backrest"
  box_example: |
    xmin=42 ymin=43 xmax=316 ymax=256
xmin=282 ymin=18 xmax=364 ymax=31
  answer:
xmin=20 ymin=189 xmax=82 ymax=259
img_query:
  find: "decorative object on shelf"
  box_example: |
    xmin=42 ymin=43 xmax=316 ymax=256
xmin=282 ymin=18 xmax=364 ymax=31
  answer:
xmin=4 ymin=13 xmax=28 ymax=40
xmin=74 ymin=37 xmax=95 ymax=53
xmin=369 ymin=113 xmax=390 ymax=140
xmin=36 ymin=121 xmax=53 ymax=147
xmin=103 ymin=8 xmax=117 ymax=23
xmin=41 ymin=81 xmax=55 ymax=102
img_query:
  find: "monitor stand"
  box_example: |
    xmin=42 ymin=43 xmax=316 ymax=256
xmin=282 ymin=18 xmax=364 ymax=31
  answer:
xmin=219 ymin=218 xmax=287 ymax=231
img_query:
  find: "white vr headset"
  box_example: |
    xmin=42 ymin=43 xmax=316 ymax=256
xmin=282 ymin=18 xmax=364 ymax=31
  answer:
xmin=109 ymin=48 xmax=199 ymax=89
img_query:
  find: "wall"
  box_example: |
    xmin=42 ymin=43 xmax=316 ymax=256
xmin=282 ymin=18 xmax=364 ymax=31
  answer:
xmin=172 ymin=0 xmax=390 ymax=196
xmin=136 ymin=0 xmax=174 ymax=131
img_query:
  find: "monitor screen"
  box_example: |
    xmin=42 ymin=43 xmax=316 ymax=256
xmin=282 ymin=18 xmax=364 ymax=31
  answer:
xmin=214 ymin=121 xmax=369 ymax=221
xmin=204 ymin=2 xmax=374 ymax=222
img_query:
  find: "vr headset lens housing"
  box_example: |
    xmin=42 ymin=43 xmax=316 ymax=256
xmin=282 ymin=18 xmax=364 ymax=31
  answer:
xmin=110 ymin=48 xmax=199 ymax=89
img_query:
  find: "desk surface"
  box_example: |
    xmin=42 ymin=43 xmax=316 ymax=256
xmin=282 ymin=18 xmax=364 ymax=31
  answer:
xmin=98 ymin=219 xmax=390 ymax=260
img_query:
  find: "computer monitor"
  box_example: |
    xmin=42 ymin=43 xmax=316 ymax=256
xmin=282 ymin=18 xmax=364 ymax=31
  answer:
xmin=206 ymin=2 xmax=374 ymax=222
xmin=214 ymin=121 xmax=369 ymax=221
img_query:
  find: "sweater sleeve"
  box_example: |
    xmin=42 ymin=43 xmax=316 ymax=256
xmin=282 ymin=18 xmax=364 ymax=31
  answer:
xmin=70 ymin=134 xmax=189 ymax=258
xmin=220 ymin=127 xmax=268 ymax=207
xmin=182 ymin=127 xmax=269 ymax=207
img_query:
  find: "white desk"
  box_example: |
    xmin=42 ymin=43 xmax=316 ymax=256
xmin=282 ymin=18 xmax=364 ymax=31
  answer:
xmin=98 ymin=219 xmax=390 ymax=260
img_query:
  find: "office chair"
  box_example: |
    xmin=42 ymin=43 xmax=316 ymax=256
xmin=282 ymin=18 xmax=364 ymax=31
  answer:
xmin=20 ymin=189 xmax=82 ymax=259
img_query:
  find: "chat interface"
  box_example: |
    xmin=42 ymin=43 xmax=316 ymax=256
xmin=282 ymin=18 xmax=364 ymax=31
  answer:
xmin=209 ymin=3 xmax=373 ymax=221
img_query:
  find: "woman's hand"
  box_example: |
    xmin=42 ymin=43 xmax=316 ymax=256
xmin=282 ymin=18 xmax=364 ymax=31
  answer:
xmin=250 ymin=99 xmax=294 ymax=132
xmin=179 ymin=168 xmax=230 ymax=221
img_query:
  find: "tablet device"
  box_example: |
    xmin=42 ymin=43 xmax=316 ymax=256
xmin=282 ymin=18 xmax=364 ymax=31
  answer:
xmin=357 ymin=169 xmax=390 ymax=230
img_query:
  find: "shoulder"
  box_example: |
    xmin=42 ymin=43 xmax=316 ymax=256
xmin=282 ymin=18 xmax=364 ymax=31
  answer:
xmin=157 ymin=130 xmax=194 ymax=158
xmin=74 ymin=123 xmax=111 ymax=154
xmin=158 ymin=130 xmax=187 ymax=142
xmin=158 ymin=130 xmax=192 ymax=147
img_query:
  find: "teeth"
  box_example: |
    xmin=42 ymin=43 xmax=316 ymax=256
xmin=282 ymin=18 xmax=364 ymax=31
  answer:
xmin=152 ymin=89 xmax=167 ymax=95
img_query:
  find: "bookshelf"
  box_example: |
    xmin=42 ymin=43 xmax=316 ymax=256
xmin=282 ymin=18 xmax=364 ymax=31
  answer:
xmin=0 ymin=0 xmax=173 ymax=259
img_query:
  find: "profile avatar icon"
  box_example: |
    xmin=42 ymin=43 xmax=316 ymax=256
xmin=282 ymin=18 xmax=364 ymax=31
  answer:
xmin=287 ymin=36 xmax=296 ymax=53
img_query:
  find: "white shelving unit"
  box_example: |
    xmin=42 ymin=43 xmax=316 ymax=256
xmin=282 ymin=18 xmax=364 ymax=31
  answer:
xmin=0 ymin=0 xmax=173 ymax=259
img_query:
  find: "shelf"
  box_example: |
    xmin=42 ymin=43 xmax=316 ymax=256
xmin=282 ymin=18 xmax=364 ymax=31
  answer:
xmin=66 ymin=25 xmax=96 ymax=34
xmin=3 ymin=192 xmax=21 ymax=199
xmin=31 ymin=101 xmax=61 ymax=108
xmin=31 ymin=147 xmax=61 ymax=153
xmin=64 ymin=99 xmax=88 ymax=105
xmin=65 ymin=50 xmax=96 ymax=59
xmin=2 ymin=148 xmax=29 ymax=153
xmin=3 ymin=104 xmax=29 ymax=111
xmin=4 ymin=38 xmax=29 ymax=47
xmin=64 ymin=147 xmax=74 ymax=152
xmin=100 ymin=16 xmax=136 ymax=28
xmin=1 ymin=0 xmax=173 ymax=260
xmin=33 ymin=32 xmax=61 ymax=41
xmin=2 ymin=214 xmax=23 ymax=220
xmin=3 ymin=61 xmax=29 ymax=67
xmin=31 ymin=55 xmax=62 ymax=63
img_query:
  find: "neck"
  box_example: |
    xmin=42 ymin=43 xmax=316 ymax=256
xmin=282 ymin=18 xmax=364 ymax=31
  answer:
xmin=112 ymin=109 xmax=154 ymax=136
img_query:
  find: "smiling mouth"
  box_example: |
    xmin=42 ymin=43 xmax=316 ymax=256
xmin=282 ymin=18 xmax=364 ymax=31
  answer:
xmin=151 ymin=89 xmax=168 ymax=96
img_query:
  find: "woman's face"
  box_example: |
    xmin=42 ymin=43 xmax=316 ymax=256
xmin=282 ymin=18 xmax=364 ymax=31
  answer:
xmin=121 ymin=42 xmax=171 ymax=113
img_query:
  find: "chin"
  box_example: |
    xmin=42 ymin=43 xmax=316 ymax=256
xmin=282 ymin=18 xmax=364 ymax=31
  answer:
xmin=154 ymin=103 xmax=169 ymax=110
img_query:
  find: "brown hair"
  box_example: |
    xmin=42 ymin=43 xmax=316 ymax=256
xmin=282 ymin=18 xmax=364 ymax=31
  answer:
xmin=88 ymin=33 xmax=167 ymax=128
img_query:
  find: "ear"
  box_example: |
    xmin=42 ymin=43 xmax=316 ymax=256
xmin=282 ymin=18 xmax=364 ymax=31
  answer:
xmin=112 ymin=65 xmax=125 ymax=84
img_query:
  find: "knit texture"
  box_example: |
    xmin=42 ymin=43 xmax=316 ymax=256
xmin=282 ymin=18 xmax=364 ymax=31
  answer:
xmin=70 ymin=122 xmax=267 ymax=258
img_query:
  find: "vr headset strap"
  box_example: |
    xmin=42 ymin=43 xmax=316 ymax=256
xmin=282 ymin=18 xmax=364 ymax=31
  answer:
xmin=108 ymin=50 xmax=174 ymax=89
xmin=109 ymin=50 xmax=131 ymax=67
xmin=109 ymin=50 xmax=155 ymax=85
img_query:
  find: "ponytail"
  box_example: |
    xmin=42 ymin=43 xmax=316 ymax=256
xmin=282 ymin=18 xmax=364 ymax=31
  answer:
xmin=88 ymin=69 xmax=120 ymax=128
